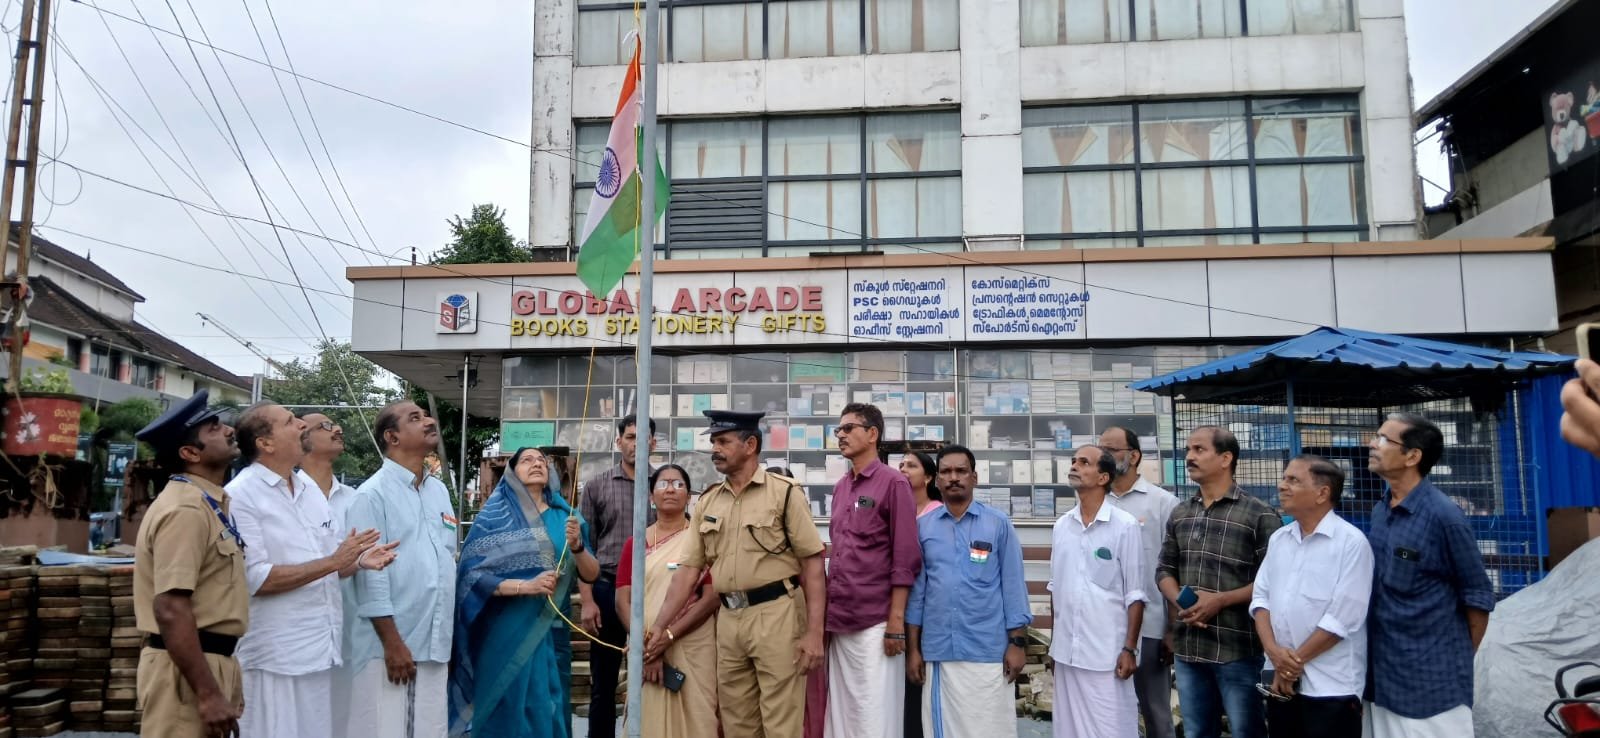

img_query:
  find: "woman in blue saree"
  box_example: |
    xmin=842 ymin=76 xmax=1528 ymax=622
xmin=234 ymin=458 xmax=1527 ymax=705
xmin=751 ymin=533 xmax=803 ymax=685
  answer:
xmin=450 ymin=447 xmax=600 ymax=737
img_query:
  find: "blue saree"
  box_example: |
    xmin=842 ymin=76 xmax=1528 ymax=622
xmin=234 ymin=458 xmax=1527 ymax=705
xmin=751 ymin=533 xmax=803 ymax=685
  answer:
xmin=449 ymin=467 xmax=590 ymax=737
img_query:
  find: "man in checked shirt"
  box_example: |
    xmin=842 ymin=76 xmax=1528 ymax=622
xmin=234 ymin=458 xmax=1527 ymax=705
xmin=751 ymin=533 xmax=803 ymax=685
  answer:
xmin=1156 ymin=426 xmax=1282 ymax=738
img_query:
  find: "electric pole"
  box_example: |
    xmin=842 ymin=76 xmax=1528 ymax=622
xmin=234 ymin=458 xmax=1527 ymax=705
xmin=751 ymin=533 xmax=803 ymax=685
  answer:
xmin=2 ymin=0 xmax=52 ymax=391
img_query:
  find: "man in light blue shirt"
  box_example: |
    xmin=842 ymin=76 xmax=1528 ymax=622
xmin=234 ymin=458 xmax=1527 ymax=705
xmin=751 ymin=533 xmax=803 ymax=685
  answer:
xmin=906 ymin=444 xmax=1031 ymax=738
xmin=334 ymin=401 xmax=456 ymax=738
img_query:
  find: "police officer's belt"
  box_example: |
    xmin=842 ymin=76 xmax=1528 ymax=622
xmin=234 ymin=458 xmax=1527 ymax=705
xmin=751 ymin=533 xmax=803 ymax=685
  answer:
xmin=719 ymin=576 xmax=799 ymax=610
xmin=146 ymin=631 xmax=238 ymax=657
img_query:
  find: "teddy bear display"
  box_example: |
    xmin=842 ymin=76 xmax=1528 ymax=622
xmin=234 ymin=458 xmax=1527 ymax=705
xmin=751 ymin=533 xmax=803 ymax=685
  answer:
xmin=1550 ymin=90 xmax=1589 ymax=165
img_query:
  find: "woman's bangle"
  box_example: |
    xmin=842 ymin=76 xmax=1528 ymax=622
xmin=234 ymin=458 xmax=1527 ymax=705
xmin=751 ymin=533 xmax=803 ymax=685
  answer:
xmin=665 ymin=628 xmax=675 ymax=642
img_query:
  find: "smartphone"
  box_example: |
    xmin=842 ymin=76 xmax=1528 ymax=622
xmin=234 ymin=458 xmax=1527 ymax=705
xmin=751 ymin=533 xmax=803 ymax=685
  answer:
xmin=1582 ymin=323 xmax=1600 ymax=362
xmin=662 ymin=664 xmax=686 ymax=693
xmin=1176 ymin=585 xmax=1199 ymax=610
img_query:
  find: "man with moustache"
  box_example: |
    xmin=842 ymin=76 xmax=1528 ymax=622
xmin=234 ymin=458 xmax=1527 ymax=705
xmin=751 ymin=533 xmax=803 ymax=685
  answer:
xmin=1156 ymin=426 xmax=1281 ymax=738
xmin=1049 ymin=445 xmax=1146 ymax=738
xmin=341 ymin=401 xmax=457 ymax=738
xmin=1098 ymin=426 xmax=1180 ymax=738
xmin=906 ymin=444 xmax=1031 ymax=738
xmin=227 ymin=403 xmax=397 ymax=738
xmin=1364 ymin=414 xmax=1493 ymax=738
xmin=1251 ymin=455 xmax=1372 ymax=738
xmin=297 ymin=414 xmax=356 ymax=526
xmin=822 ymin=403 xmax=921 ymax=738
xmin=651 ymin=409 xmax=827 ymax=737
xmin=133 ymin=390 xmax=247 ymax=738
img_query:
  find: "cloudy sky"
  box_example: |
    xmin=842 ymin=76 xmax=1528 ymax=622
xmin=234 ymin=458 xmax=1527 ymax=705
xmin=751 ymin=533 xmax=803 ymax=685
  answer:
xmin=12 ymin=0 xmax=1562 ymax=376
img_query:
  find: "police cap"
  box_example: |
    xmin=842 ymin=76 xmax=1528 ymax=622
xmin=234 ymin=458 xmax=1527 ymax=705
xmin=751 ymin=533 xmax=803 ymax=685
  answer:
xmin=134 ymin=389 xmax=227 ymax=453
xmin=701 ymin=409 xmax=765 ymax=435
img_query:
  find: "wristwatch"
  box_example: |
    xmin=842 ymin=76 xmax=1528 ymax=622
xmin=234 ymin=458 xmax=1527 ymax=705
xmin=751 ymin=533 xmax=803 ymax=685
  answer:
xmin=1121 ymin=646 xmax=1137 ymax=657
xmin=1008 ymin=635 xmax=1028 ymax=648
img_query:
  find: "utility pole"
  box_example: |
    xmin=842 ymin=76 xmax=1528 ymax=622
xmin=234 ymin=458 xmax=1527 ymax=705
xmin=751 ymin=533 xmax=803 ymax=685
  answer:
xmin=2 ymin=0 xmax=51 ymax=392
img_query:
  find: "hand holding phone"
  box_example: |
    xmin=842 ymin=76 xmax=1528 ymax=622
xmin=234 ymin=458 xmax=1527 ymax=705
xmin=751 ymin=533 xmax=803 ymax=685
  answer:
xmin=662 ymin=663 xmax=687 ymax=693
xmin=1176 ymin=585 xmax=1199 ymax=610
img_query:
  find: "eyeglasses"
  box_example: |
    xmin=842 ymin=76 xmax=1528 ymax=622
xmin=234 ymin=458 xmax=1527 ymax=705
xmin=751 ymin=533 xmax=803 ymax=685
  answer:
xmin=834 ymin=423 xmax=867 ymax=436
xmin=315 ymin=420 xmax=337 ymax=432
xmin=1372 ymin=433 xmax=1409 ymax=449
xmin=518 ymin=455 xmax=548 ymax=467
xmin=654 ymin=479 xmax=688 ymax=491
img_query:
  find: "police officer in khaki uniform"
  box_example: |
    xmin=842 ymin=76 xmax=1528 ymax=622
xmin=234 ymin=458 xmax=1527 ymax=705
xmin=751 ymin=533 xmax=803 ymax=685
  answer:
xmin=649 ymin=410 xmax=827 ymax=737
xmin=133 ymin=390 xmax=249 ymax=738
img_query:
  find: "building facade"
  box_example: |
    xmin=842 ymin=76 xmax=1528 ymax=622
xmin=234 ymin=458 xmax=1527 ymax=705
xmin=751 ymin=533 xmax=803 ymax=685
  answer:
xmin=5 ymin=231 xmax=252 ymax=407
xmin=1415 ymin=0 xmax=1594 ymax=355
xmin=349 ymin=0 xmax=1560 ymax=616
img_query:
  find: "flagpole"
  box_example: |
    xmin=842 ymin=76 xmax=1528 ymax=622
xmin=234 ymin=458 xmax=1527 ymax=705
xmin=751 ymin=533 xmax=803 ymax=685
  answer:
xmin=625 ymin=0 xmax=660 ymax=732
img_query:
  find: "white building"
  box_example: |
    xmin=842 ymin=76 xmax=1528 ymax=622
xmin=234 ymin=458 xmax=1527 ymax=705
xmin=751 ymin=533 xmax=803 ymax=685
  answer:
xmin=349 ymin=0 xmax=1557 ymax=617
xmin=5 ymin=229 xmax=251 ymax=407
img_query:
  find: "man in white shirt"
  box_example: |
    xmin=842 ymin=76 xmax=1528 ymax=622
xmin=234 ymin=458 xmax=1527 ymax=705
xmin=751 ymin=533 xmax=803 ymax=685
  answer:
xmin=1099 ymin=426 xmax=1180 ymax=738
xmin=227 ymin=403 xmax=397 ymax=738
xmin=1250 ymin=455 xmax=1373 ymax=738
xmin=298 ymin=413 xmax=357 ymax=528
xmin=1049 ymin=445 xmax=1147 ymax=738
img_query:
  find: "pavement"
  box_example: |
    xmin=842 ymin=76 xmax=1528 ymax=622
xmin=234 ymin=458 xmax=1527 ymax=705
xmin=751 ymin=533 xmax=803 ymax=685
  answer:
xmin=64 ymin=715 xmax=1058 ymax=737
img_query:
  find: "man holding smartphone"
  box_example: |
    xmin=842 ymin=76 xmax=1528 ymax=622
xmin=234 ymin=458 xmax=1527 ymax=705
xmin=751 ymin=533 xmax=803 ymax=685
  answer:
xmin=1250 ymin=456 xmax=1373 ymax=738
xmin=1156 ymin=427 xmax=1281 ymax=738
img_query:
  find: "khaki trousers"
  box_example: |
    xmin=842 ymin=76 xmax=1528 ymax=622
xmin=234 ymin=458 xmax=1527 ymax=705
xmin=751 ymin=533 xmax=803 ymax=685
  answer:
xmin=136 ymin=647 xmax=243 ymax=738
xmin=716 ymin=591 xmax=806 ymax=737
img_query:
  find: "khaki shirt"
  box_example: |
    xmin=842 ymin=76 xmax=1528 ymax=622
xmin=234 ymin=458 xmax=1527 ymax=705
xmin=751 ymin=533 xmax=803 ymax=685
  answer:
xmin=681 ymin=469 xmax=824 ymax=594
xmin=134 ymin=476 xmax=249 ymax=638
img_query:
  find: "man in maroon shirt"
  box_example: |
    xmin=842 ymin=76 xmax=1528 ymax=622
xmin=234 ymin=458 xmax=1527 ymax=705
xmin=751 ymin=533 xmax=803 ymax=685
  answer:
xmin=822 ymin=402 xmax=922 ymax=738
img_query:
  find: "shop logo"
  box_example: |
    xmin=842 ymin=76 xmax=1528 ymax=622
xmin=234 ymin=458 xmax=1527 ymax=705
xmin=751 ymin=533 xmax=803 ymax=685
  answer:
xmin=437 ymin=292 xmax=478 ymax=334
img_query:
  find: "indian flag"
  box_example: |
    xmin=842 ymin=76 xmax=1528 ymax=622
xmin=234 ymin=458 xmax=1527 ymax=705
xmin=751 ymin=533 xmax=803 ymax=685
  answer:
xmin=576 ymin=40 xmax=669 ymax=299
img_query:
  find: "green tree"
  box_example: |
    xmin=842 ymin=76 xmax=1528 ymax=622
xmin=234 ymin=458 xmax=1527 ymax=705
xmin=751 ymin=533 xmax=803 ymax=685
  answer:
xmin=431 ymin=204 xmax=529 ymax=265
xmin=263 ymin=340 xmax=399 ymax=480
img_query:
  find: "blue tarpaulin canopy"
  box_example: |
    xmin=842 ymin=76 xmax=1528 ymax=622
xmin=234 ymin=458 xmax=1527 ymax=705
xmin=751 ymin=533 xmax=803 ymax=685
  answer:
xmin=1130 ymin=327 xmax=1575 ymax=406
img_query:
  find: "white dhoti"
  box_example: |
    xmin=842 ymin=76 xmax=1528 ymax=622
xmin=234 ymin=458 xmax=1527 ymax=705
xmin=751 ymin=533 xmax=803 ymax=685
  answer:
xmin=922 ymin=661 xmax=1018 ymax=738
xmin=339 ymin=659 xmax=449 ymax=738
xmin=1051 ymin=662 xmax=1137 ymax=738
xmin=240 ymin=668 xmax=333 ymax=738
xmin=824 ymin=622 xmax=904 ymax=738
xmin=1363 ymin=703 xmax=1474 ymax=738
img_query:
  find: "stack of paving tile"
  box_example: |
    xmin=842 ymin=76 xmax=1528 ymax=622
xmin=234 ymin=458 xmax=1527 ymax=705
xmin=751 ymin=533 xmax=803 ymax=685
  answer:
xmin=8 ymin=688 xmax=63 ymax=738
xmin=28 ymin=567 xmax=80 ymax=701
xmin=0 ymin=564 xmax=35 ymax=738
xmin=66 ymin=568 xmax=111 ymax=731
xmin=103 ymin=568 xmax=138 ymax=734
xmin=568 ymin=594 xmax=590 ymax=717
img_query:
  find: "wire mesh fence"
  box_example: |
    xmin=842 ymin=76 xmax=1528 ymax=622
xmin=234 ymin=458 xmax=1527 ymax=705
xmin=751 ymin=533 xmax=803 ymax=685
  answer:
xmin=1168 ymin=382 xmax=1544 ymax=599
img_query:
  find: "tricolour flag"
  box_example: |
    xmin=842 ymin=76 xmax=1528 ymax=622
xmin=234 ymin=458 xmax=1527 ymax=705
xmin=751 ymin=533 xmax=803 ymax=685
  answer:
xmin=576 ymin=40 xmax=669 ymax=299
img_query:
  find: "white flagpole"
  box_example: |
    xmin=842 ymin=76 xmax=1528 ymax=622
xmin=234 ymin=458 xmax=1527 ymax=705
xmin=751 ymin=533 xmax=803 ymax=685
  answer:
xmin=625 ymin=0 xmax=660 ymax=733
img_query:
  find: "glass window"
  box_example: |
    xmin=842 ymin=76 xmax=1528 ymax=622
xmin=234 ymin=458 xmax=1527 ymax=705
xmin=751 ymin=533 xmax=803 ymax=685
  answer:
xmin=1021 ymin=105 xmax=1135 ymax=167
xmin=1132 ymin=0 xmax=1240 ymax=40
xmin=577 ymin=9 xmax=650 ymax=66
xmin=575 ymin=124 xmax=610 ymax=183
xmin=770 ymin=0 xmax=863 ymax=58
xmin=672 ymin=3 xmax=763 ymax=62
xmin=867 ymin=0 xmax=960 ymax=53
xmin=1246 ymin=0 xmax=1350 ymax=36
xmin=1023 ymin=171 xmax=1136 ymax=235
xmin=768 ymin=180 xmax=862 ymax=240
xmin=1255 ymin=162 xmax=1360 ymax=229
xmin=1139 ymin=100 xmax=1248 ymax=163
xmin=867 ymin=113 xmax=961 ymax=172
xmin=1252 ymin=97 xmax=1360 ymax=159
xmin=670 ymin=120 xmax=763 ymax=178
xmin=867 ymin=177 xmax=961 ymax=238
xmin=1139 ymin=166 xmax=1252 ymax=232
xmin=770 ymin=117 xmax=862 ymax=176
xmin=1021 ymin=0 xmax=1130 ymax=46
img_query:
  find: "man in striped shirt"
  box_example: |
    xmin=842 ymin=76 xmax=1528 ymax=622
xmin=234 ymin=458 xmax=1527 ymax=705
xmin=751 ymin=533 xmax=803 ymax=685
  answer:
xmin=1156 ymin=426 xmax=1282 ymax=738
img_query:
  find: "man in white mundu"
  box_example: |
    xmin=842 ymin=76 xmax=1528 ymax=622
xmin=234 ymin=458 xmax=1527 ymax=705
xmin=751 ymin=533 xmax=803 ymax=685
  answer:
xmin=227 ymin=403 xmax=396 ymax=737
xmin=906 ymin=445 xmax=1032 ymax=738
xmin=821 ymin=403 xmax=922 ymax=737
xmin=342 ymin=401 xmax=458 ymax=738
xmin=1048 ymin=446 xmax=1147 ymax=738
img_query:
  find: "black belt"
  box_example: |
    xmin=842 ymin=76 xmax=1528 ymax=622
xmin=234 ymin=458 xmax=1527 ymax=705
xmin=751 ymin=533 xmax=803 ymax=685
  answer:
xmin=720 ymin=576 xmax=799 ymax=610
xmin=146 ymin=631 xmax=238 ymax=658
